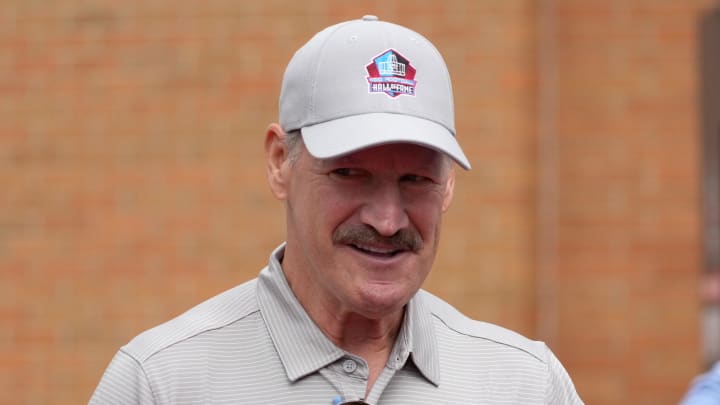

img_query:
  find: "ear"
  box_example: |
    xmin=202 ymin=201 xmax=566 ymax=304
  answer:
xmin=265 ymin=123 xmax=290 ymax=200
xmin=441 ymin=167 xmax=455 ymax=212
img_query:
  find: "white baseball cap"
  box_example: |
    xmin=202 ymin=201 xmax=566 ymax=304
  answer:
xmin=279 ymin=15 xmax=471 ymax=170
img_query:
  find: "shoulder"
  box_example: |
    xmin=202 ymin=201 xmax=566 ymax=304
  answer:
xmin=418 ymin=289 xmax=547 ymax=363
xmin=680 ymin=362 xmax=720 ymax=404
xmin=418 ymin=290 xmax=588 ymax=401
xmin=122 ymin=278 xmax=260 ymax=363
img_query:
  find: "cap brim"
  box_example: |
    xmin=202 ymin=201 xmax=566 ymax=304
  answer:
xmin=300 ymin=113 xmax=471 ymax=170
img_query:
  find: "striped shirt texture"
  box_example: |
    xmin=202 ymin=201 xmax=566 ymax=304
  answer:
xmin=90 ymin=244 xmax=584 ymax=404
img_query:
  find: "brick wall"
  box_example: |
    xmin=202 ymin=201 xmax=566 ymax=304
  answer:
xmin=548 ymin=1 xmax=712 ymax=402
xmin=0 ymin=1 xmax=713 ymax=404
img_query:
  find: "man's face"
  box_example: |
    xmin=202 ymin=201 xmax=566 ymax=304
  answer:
xmin=275 ymin=138 xmax=455 ymax=319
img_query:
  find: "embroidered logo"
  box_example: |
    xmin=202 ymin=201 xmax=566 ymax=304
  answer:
xmin=366 ymin=49 xmax=417 ymax=98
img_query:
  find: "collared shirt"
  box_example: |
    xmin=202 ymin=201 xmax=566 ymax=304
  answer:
xmin=680 ymin=362 xmax=720 ymax=405
xmin=90 ymin=244 xmax=583 ymax=404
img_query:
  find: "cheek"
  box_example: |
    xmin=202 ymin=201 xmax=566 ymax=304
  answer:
xmin=308 ymin=189 xmax=359 ymax=236
xmin=407 ymin=200 xmax=444 ymax=243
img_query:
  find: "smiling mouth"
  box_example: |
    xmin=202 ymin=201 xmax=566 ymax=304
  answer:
xmin=350 ymin=243 xmax=405 ymax=258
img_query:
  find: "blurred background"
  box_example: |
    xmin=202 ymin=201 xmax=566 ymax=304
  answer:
xmin=1 ymin=0 xmax=719 ymax=404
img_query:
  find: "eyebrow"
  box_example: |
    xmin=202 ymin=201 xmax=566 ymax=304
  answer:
xmin=324 ymin=152 xmax=363 ymax=165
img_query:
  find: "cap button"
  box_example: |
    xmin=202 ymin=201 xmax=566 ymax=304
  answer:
xmin=362 ymin=15 xmax=379 ymax=21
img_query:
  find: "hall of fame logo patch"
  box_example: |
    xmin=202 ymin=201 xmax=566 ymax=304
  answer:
xmin=366 ymin=49 xmax=417 ymax=98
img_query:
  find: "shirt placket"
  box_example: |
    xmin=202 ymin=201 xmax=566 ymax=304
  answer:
xmin=318 ymin=354 xmax=370 ymax=403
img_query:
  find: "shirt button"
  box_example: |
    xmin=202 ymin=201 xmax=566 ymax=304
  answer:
xmin=342 ymin=359 xmax=357 ymax=373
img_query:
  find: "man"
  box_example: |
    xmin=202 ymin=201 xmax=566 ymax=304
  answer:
xmin=681 ymin=362 xmax=720 ymax=405
xmin=90 ymin=16 xmax=583 ymax=404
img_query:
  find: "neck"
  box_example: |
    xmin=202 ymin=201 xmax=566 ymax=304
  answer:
xmin=314 ymin=305 xmax=405 ymax=397
xmin=318 ymin=308 xmax=404 ymax=358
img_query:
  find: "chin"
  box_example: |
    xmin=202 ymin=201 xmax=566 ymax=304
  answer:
xmin=353 ymin=284 xmax=415 ymax=318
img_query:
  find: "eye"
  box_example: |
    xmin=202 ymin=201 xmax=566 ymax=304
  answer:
xmin=330 ymin=168 xmax=364 ymax=178
xmin=332 ymin=168 xmax=352 ymax=177
xmin=400 ymin=174 xmax=433 ymax=184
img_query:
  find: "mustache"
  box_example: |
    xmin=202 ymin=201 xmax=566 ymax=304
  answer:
xmin=332 ymin=224 xmax=423 ymax=253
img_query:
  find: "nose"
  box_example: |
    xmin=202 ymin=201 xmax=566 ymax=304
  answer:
xmin=359 ymin=180 xmax=409 ymax=237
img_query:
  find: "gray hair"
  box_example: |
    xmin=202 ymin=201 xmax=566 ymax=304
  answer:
xmin=283 ymin=130 xmax=303 ymax=164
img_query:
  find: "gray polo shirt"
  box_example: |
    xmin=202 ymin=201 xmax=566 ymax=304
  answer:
xmin=90 ymin=244 xmax=583 ymax=404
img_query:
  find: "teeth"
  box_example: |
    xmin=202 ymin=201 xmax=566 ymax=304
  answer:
xmin=354 ymin=244 xmax=396 ymax=255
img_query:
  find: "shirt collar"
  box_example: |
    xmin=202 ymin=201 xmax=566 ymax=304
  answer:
xmin=256 ymin=243 xmax=440 ymax=385
xmin=404 ymin=293 xmax=441 ymax=385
